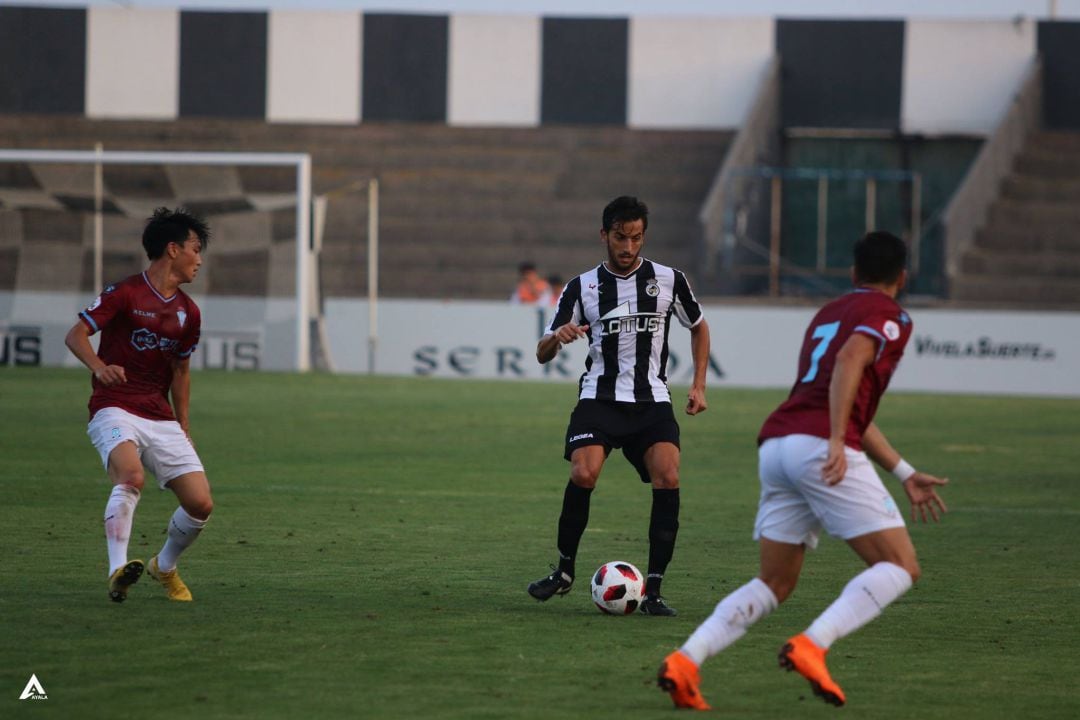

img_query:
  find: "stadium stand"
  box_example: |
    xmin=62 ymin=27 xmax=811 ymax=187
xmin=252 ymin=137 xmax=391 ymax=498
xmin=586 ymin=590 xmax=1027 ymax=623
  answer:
xmin=953 ymin=130 xmax=1080 ymax=306
xmin=0 ymin=115 xmax=731 ymax=299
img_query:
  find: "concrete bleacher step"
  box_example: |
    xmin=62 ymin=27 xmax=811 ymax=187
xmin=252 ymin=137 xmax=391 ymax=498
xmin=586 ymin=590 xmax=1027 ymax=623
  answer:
xmin=1000 ymin=174 xmax=1080 ymax=203
xmin=987 ymin=198 xmax=1080 ymax=227
xmin=949 ymin=274 xmax=1080 ymax=306
xmin=974 ymin=226 xmax=1080 ymax=253
xmin=960 ymin=249 xmax=1080 ymax=277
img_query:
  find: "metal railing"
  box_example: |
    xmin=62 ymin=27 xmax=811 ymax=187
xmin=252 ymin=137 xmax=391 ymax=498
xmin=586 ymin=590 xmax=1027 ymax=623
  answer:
xmin=713 ymin=166 xmax=923 ymax=297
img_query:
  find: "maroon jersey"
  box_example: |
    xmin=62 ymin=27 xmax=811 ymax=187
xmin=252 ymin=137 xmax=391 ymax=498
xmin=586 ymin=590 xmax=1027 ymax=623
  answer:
xmin=758 ymin=289 xmax=912 ymax=450
xmin=79 ymin=272 xmax=201 ymax=421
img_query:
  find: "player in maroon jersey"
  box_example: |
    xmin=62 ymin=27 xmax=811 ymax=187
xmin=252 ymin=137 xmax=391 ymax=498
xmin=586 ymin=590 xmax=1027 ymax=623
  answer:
xmin=65 ymin=207 xmax=214 ymax=603
xmin=658 ymin=231 xmax=948 ymax=710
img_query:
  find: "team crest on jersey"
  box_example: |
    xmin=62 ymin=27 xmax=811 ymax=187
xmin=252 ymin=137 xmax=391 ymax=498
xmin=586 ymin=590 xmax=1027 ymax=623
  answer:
xmin=883 ymin=320 xmax=901 ymax=341
xmin=86 ymin=296 xmax=102 ymax=312
xmin=177 ymin=310 xmax=187 ymax=328
xmin=645 ymin=279 xmax=660 ymax=297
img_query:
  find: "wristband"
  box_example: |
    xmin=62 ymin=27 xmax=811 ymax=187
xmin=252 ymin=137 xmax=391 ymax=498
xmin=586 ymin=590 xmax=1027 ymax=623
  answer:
xmin=891 ymin=459 xmax=916 ymax=482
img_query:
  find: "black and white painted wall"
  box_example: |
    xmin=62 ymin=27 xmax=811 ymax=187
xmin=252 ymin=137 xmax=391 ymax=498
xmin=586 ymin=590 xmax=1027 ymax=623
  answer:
xmin=1 ymin=6 xmax=1079 ymax=132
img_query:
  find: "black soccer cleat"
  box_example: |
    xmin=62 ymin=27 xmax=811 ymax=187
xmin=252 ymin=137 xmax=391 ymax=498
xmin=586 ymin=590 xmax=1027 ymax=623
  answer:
xmin=527 ymin=566 xmax=573 ymax=601
xmin=640 ymin=594 xmax=678 ymax=616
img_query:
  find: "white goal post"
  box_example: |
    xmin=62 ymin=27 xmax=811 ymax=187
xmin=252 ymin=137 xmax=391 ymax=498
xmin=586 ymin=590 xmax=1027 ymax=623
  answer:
xmin=0 ymin=148 xmax=314 ymax=371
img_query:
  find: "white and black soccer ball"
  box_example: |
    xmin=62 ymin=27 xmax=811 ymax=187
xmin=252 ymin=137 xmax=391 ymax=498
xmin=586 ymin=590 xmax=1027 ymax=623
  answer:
xmin=590 ymin=561 xmax=644 ymax=615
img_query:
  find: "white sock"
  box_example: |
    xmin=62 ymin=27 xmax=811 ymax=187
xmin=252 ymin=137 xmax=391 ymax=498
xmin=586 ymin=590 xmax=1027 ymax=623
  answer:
xmin=155 ymin=507 xmax=208 ymax=572
xmin=104 ymin=484 xmax=140 ymax=576
xmin=805 ymin=562 xmax=913 ymax=649
xmin=680 ymin=578 xmax=778 ymax=666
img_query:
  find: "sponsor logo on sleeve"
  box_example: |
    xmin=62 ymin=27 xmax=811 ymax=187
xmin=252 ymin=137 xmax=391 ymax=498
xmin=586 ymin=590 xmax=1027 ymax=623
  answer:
xmin=883 ymin=320 xmax=900 ymax=341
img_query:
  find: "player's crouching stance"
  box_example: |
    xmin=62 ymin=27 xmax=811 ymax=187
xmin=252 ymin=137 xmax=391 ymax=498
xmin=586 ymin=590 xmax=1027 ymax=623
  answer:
xmin=65 ymin=207 xmax=214 ymax=603
xmin=658 ymin=231 xmax=948 ymax=710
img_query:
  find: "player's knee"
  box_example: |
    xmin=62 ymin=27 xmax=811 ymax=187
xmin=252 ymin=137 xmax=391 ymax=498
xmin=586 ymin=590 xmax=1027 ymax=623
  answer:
xmin=116 ymin=470 xmax=145 ymax=492
xmin=760 ymin=569 xmax=803 ymax=604
xmin=570 ymin=468 xmax=599 ymax=489
xmin=649 ymin=470 xmax=679 ymax=489
xmin=760 ymin=574 xmax=798 ymax=603
xmin=185 ymin=497 xmax=213 ymax=521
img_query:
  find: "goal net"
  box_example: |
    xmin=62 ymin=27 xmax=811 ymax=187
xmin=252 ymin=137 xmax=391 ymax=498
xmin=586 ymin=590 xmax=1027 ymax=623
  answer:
xmin=0 ymin=148 xmax=317 ymax=372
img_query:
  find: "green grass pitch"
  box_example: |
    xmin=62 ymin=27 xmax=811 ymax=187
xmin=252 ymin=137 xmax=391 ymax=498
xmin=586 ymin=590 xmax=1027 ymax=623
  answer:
xmin=1 ymin=368 xmax=1078 ymax=719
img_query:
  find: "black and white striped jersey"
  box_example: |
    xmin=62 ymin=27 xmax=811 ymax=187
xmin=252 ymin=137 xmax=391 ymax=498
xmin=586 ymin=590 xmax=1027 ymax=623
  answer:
xmin=546 ymin=258 xmax=704 ymax=403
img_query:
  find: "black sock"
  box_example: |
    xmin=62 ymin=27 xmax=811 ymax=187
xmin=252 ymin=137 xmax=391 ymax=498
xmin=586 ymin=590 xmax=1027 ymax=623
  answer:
xmin=556 ymin=480 xmax=592 ymax=578
xmin=646 ymin=488 xmax=680 ymax=596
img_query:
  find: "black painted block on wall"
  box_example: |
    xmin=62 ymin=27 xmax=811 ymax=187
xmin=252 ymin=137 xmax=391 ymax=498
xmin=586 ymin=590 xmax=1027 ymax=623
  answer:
xmin=541 ymin=18 xmax=627 ymax=125
xmin=180 ymin=12 xmax=267 ymax=118
xmin=0 ymin=7 xmax=85 ymax=114
xmin=363 ymin=14 xmax=448 ymax=123
xmin=1039 ymin=21 xmax=1080 ymax=130
xmin=777 ymin=19 xmax=904 ymax=130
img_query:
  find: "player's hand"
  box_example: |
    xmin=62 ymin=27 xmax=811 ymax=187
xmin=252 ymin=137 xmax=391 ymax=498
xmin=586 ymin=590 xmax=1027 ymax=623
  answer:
xmin=685 ymin=385 xmax=707 ymax=415
xmin=94 ymin=364 xmax=127 ymax=386
xmin=822 ymin=438 xmax=847 ymax=485
xmin=903 ymin=471 xmax=948 ymax=523
xmin=554 ymin=322 xmax=589 ymax=345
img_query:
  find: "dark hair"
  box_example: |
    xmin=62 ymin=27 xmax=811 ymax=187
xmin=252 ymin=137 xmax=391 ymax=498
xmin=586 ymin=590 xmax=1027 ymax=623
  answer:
xmin=853 ymin=231 xmax=907 ymax=284
xmin=602 ymin=196 xmax=649 ymax=233
xmin=142 ymin=207 xmax=210 ymax=260
xmin=518 ymin=261 xmax=537 ymax=274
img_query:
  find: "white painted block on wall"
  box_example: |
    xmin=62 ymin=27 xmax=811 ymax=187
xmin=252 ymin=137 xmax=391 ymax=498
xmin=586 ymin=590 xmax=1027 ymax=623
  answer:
xmin=628 ymin=17 xmax=773 ymax=129
xmin=448 ymin=15 xmax=540 ymax=127
xmin=267 ymin=11 xmax=361 ymax=124
xmin=86 ymin=8 xmax=179 ymax=119
xmin=902 ymin=19 xmax=1036 ymax=136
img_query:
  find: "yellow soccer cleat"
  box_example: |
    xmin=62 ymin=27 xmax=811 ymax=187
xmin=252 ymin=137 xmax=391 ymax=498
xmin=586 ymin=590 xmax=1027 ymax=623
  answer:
xmin=108 ymin=559 xmax=144 ymax=603
xmin=657 ymin=650 xmax=711 ymax=710
xmin=147 ymin=556 xmax=193 ymax=602
xmin=778 ymin=634 xmax=846 ymax=707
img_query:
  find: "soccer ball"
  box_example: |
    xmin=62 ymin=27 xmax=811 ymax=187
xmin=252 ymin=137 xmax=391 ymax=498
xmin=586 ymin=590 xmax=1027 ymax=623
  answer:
xmin=590 ymin=561 xmax=644 ymax=615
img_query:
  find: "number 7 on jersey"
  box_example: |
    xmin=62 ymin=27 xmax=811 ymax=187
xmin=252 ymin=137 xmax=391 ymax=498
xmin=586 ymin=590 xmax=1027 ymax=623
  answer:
xmin=800 ymin=321 xmax=841 ymax=383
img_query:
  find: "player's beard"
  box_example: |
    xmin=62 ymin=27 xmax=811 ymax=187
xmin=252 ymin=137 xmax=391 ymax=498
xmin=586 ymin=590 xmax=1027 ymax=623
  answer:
xmin=606 ymin=247 xmax=639 ymax=274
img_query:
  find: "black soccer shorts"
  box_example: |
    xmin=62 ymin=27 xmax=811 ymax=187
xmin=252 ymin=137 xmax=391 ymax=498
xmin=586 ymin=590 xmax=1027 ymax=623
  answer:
xmin=563 ymin=399 xmax=681 ymax=483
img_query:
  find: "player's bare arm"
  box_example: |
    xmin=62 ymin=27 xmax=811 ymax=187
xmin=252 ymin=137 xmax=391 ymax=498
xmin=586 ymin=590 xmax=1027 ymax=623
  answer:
xmin=822 ymin=333 xmax=876 ymax=485
xmin=170 ymin=356 xmax=193 ymax=441
xmin=64 ymin=321 xmax=127 ymax=386
xmin=536 ymin=322 xmax=590 ymax=364
xmin=862 ymin=422 xmax=949 ymax=523
xmin=686 ymin=319 xmax=710 ymax=415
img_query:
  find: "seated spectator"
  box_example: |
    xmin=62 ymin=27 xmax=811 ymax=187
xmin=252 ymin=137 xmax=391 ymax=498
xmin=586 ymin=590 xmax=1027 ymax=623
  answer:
xmin=546 ymin=274 xmax=565 ymax=306
xmin=510 ymin=262 xmax=552 ymax=305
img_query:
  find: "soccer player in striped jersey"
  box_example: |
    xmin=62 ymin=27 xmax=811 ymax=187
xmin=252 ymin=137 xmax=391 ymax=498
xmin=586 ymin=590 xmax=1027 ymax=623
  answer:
xmin=526 ymin=196 xmax=712 ymax=616
xmin=658 ymin=231 xmax=948 ymax=710
xmin=65 ymin=208 xmax=214 ymax=603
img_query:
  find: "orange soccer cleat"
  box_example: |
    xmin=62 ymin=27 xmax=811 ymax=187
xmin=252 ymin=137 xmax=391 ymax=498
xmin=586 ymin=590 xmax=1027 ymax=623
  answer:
xmin=778 ymin=634 xmax=846 ymax=706
xmin=657 ymin=650 xmax=711 ymax=711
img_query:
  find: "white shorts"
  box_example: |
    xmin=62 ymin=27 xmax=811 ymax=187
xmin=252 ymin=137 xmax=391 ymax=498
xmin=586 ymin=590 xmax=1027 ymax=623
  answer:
xmin=753 ymin=434 xmax=904 ymax=549
xmin=87 ymin=407 xmax=204 ymax=489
